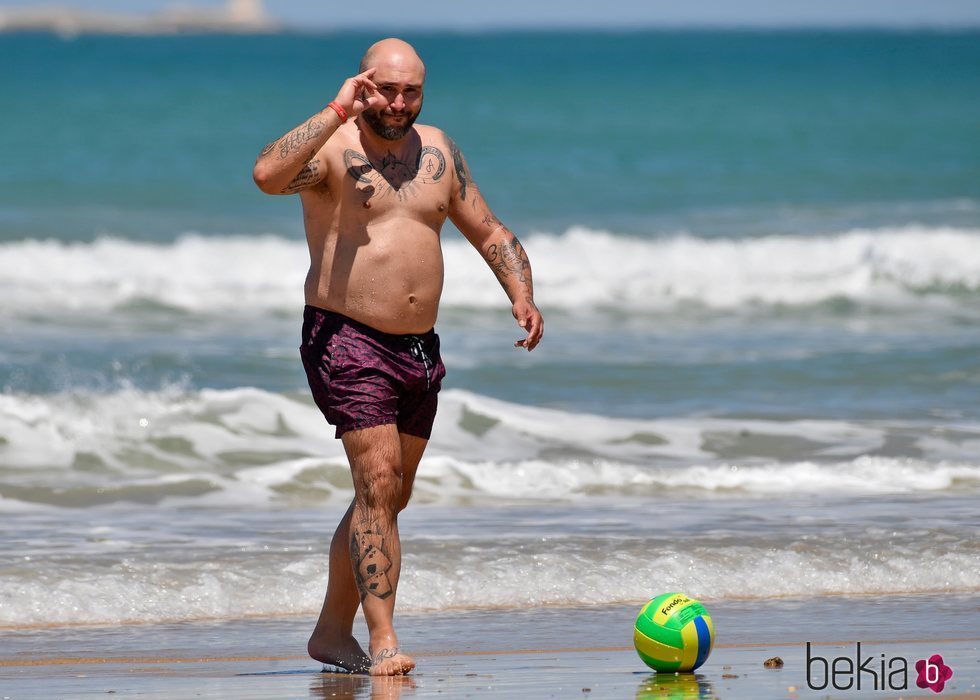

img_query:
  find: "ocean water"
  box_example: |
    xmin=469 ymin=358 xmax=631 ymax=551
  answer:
xmin=1 ymin=30 xmax=979 ymax=628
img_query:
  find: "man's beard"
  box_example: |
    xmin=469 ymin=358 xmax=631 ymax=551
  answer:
xmin=360 ymin=104 xmax=420 ymax=141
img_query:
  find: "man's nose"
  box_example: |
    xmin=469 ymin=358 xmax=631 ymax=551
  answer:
xmin=390 ymin=93 xmax=406 ymax=110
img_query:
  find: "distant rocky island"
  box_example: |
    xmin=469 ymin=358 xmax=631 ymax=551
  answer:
xmin=0 ymin=0 xmax=281 ymax=35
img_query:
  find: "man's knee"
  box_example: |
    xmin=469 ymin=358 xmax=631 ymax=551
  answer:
xmin=355 ymin=462 xmax=403 ymax=511
xmin=344 ymin=424 xmax=405 ymax=511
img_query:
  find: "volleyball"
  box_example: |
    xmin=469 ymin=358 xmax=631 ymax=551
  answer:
xmin=633 ymin=592 xmax=714 ymax=672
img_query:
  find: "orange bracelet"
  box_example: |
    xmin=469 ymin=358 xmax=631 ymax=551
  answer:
xmin=327 ymin=101 xmax=348 ymax=123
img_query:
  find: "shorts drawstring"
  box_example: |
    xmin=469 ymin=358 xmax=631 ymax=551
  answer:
xmin=407 ymin=336 xmax=432 ymax=390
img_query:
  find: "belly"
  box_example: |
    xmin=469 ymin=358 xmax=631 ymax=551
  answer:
xmin=307 ymin=221 xmax=445 ymax=334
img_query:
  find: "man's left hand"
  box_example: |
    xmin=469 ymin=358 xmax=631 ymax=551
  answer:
xmin=513 ymin=298 xmax=543 ymax=351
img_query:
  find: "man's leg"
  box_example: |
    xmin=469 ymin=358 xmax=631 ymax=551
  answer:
xmin=307 ymin=425 xmax=429 ymax=673
xmin=343 ymin=423 xmax=416 ymax=675
xmin=396 ymin=431 xmax=428 ymax=512
xmin=307 ymin=499 xmax=371 ymax=671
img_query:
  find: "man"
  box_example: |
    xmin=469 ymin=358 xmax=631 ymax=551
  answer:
xmin=252 ymin=38 xmax=543 ymax=676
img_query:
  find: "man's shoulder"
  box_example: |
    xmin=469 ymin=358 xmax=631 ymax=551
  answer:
xmin=415 ymin=124 xmax=453 ymax=146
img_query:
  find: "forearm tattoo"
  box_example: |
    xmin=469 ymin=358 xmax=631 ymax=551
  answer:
xmin=279 ymin=158 xmax=321 ymax=194
xmin=265 ymin=117 xmax=325 ymax=161
xmin=350 ymin=520 xmax=394 ymax=601
xmin=487 ymin=235 xmax=530 ymax=285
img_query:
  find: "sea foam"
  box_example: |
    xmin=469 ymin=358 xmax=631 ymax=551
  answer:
xmin=1 ymin=519 xmax=975 ymax=626
xmin=1 ymin=226 xmax=978 ymax=317
xmin=1 ymin=387 xmax=978 ymax=510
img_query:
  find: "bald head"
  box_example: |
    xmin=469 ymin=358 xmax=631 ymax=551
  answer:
xmin=356 ymin=38 xmax=426 ymax=141
xmin=359 ymin=38 xmax=426 ymax=81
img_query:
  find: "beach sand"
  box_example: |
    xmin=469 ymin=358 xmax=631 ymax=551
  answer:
xmin=2 ymin=595 xmax=977 ymax=699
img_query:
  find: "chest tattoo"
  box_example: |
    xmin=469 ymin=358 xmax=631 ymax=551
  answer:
xmin=344 ymin=146 xmax=446 ymax=202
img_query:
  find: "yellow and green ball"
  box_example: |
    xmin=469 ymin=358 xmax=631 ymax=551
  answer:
xmin=634 ymin=592 xmax=715 ymax=672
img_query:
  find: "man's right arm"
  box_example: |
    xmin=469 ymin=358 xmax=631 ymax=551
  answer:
xmin=252 ymin=107 xmax=340 ymax=195
xmin=252 ymin=68 xmax=384 ymax=195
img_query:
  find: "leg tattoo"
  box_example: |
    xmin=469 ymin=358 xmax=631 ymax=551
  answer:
xmin=351 ymin=521 xmax=394 ymax=600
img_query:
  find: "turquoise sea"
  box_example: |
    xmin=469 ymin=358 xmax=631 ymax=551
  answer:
xmin=0 ymin=31 xmax=978 ymax=627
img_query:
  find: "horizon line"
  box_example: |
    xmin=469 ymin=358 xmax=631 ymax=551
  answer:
xmin=3 ymin=22 xmax=980 ymax=36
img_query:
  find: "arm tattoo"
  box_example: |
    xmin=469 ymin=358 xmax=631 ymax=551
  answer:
xmin=275 ymin=117 xmax=325 ymax=160
xmin=279 ymin=158 xmax=321 ymax=194
xmin=350 ymin=520 xmax=394 ymax=601
xmin=487 ymin=235 xmax=530 ymax=284
xmin=448 ymin=138 xmax=469 ymax=201
xmin=260 ymin=140 xmax=278 ymax=156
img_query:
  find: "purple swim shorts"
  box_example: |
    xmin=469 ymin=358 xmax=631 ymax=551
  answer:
xmin=299 ymin=305 xmax=447 ymax=439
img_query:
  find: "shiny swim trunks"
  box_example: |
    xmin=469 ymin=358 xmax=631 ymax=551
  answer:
xmin=299 ymin=305 xmax=447 ymax=439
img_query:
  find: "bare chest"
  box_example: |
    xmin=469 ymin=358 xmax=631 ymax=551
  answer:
xmin=325 ymin=143 xmax=452 ymax=223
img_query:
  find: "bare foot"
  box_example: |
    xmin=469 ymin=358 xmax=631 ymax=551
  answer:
xmin=369 ymin=646 xmax=416 ymax=676
xmin=308 ymin=628 xmax=371 ymax=673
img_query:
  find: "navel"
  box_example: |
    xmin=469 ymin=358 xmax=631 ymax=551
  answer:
xmin=437 ymin=203 xmax=446 ymax=212
xmin=408 ymin=294 xmax=417 ymax=304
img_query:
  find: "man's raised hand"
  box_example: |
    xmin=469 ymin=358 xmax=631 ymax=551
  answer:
xmin=334 ymin=68 xmax=387 ymax=117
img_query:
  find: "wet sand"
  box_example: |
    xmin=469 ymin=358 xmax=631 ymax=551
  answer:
xmin=2 ymin=595 xmax=977 ymax=698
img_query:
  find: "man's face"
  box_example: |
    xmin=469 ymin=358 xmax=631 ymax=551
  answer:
xmin=360 ymin=63 xmax=425 ymax=141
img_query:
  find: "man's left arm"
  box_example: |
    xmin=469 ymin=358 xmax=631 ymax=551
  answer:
xmin=445 ymin=136 xmax=543 ymax=351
